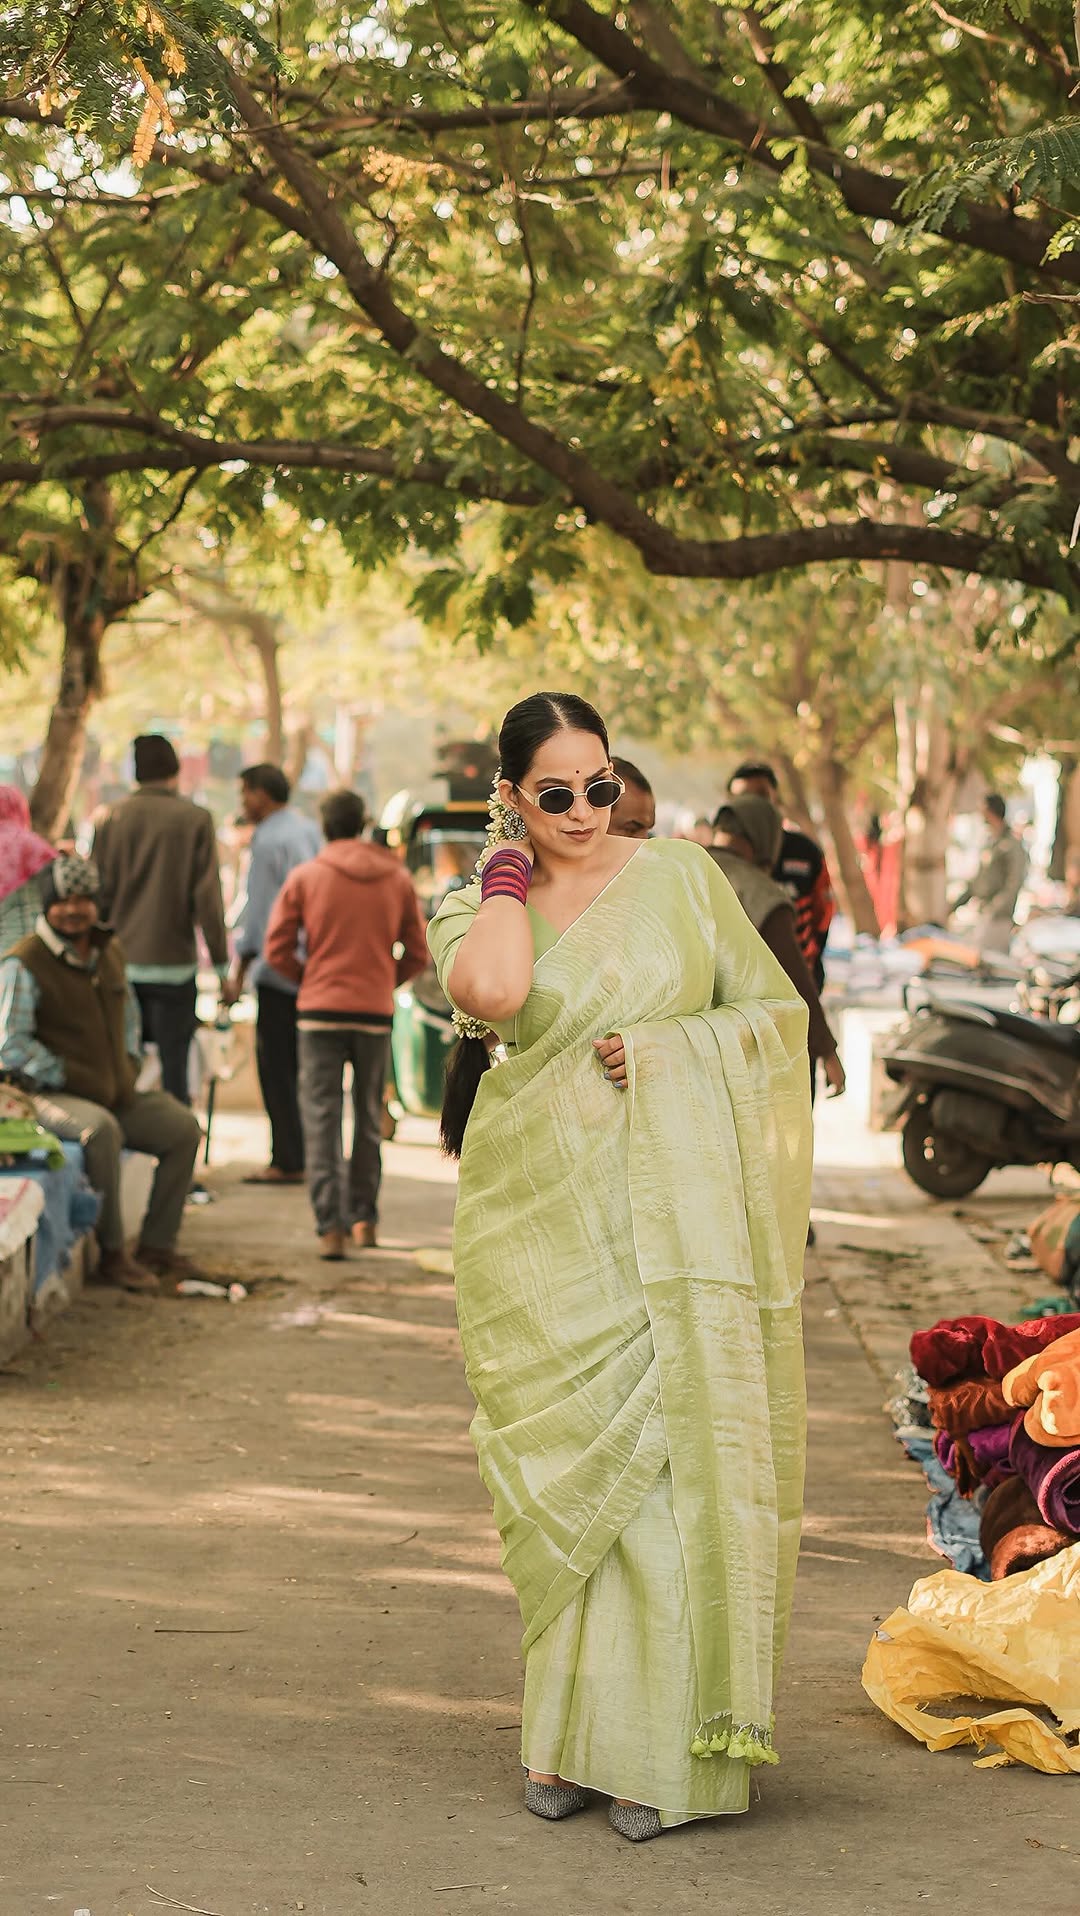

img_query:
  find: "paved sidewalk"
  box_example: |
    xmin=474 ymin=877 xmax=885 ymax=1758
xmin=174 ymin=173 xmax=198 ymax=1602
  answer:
xmin=0 ymin=1119 xmax=1075 ymax=1916
xmin=811 ymin=1098 xmax=1062 ymax=1391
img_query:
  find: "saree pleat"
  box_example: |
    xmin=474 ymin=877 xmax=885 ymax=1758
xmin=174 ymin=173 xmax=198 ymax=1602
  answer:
xmin=428 ymin=839 xmax=811 ymax=1822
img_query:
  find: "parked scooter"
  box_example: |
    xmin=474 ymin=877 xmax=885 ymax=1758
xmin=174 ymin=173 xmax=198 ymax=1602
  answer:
xmin=1014 ymin=916 xmax=1080 ymax=1025
xmin=882 ymin=981 xmax=1080 ymax=1198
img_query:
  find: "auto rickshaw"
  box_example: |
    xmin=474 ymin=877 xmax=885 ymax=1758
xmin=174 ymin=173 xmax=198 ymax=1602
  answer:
xmin=380 ymin=791 xmax=489 ymax=1118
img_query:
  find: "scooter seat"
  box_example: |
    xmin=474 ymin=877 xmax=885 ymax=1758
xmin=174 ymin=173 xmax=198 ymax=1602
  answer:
xmin=990 ymin=1007 xmax=1080 ymax=1056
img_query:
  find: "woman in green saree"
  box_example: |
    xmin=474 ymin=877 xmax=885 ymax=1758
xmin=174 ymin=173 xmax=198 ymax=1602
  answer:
xmin=428 ymin=693 xmax=812 ymax=1842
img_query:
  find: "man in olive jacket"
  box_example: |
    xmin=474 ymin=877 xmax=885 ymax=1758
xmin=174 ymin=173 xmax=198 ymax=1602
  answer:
xmin=0 ymin=855 xmax=204 ymax=1293
xmin=951 ymin=793 xmax=1029 ymax=953
xmin=92 ymin=735 xmax=228 ymax=1103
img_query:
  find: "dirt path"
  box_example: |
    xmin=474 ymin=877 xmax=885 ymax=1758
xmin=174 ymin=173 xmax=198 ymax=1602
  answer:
xmin=1 ymin=1124 xmax=1074 ymax=1916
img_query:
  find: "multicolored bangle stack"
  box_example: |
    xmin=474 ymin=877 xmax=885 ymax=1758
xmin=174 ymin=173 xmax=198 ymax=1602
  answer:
xmin=481 ymin=847 xmax=532 ymax=907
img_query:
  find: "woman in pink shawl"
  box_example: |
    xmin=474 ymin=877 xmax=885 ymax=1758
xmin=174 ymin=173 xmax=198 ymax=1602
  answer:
xmin=0 ymin=786 xmax=54 ymax=951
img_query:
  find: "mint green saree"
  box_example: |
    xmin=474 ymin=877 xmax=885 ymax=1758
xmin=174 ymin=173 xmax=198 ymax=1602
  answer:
xmin=428 ymin=839 xmax=811 ymax=1824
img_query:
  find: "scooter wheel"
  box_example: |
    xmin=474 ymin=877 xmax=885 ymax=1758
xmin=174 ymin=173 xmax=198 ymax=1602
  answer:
xmin=901 ymin=1105 xmax=993 ymax=1199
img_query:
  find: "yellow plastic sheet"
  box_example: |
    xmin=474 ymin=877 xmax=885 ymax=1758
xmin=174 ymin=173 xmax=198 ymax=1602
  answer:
xmin=862 ymin=1542 xmax=1080 ymax=1772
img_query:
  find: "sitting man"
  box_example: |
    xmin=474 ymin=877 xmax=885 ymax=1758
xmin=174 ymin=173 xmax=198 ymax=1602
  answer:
xmin=0 ymin=853 xmax=204 ymax=1293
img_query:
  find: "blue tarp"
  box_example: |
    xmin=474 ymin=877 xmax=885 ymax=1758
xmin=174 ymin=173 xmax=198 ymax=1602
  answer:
xmin=0 ymin=1144 xmax=100 ymax=1293
xmin=896 ymin=1426 xmax=990 ymax=1581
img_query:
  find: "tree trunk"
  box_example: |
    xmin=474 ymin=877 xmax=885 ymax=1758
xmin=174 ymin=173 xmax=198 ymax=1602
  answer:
xmin=814 ymin=756 xmax=881 ymax=937
xmin=1051 ymin=758 xmax=1080 ymax=880
xmin=773 ymin=749 xmax=816 ymax=837
xmin=31 ymin=629 xmax=98 ymax=837
xmin=29 ymin=482 xmax=135 ymax=839
xmin=894 ymin=684 xmax=957 ymax=928
xmin=285 ymin=716 xmax=313 ymax=789
xmin=30 ymin=576 xmax=108 ymax=839
xmin=247 ymin=616 xmax=285 ymax=764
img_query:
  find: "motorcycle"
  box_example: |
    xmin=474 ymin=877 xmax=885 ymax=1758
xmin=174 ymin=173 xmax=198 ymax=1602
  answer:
xmin=881 ymin=979 xmax=1080 ymax=1199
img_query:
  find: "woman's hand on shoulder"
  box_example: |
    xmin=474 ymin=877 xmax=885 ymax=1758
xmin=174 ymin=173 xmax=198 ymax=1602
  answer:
xmin=478 ymin=837 xmax=534 ymax=873
xmin=593 ymin=1033 xmax=628 ymax=1090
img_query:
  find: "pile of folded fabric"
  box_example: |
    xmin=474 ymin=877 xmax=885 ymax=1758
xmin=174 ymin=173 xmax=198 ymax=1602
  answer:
xmin=906 ymin=1311 xmax=1080 ymax=1580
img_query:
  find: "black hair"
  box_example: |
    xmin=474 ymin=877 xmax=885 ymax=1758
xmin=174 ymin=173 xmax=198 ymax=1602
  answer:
xmin=728 ymin=760 xmax=779 ymax=793
xmin=612 ymin=755 xmax=653 ymax=797
xmin=320 ymin=789 xmax=367 ymax=840
xmin=440 ymin=692 xmax=609 ymax=1159
xmin=241 ymin=762 xmax=290 ymax=805
xmin=984 ymin=792 xmax=1007 ymax=822
xmin=499 ymin=690 xmax=609 ymax=790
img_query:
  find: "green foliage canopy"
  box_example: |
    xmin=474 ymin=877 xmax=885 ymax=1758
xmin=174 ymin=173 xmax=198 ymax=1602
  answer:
xmin=0 ymin=0 xmax=1078 ymax=632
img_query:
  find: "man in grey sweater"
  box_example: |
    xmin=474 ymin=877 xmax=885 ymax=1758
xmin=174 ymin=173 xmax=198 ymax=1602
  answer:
xmin=92 ymin=736 xmax=228 ymax=1103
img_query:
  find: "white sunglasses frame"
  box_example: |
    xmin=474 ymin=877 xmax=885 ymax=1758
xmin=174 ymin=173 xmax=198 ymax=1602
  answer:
xmin=514 ymin=774 xmax=626 ymax=817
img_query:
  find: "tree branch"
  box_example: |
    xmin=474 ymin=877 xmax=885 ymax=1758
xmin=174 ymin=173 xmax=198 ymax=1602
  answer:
xmin=0 ymin=399 xmax=1046 ymax=510
xmin=215 ymin=69 xmax=682 ymax=563
xmin=2 ymin=418 xmax=1072 ymax=594
xmin=0 ymin=411 xmax=549 ymax=505
xmin=738 ymin=4 xmax=833 ymax=146
xmin=734 ymin=401 xmax=1075 ymax=488
xmin=261 ymin=81 xmax=639 ymax=135
xmin=521 ymin=0 xmax=1080 ymax=284
xmin=648 ymin=517 xmax=1076 ymax=593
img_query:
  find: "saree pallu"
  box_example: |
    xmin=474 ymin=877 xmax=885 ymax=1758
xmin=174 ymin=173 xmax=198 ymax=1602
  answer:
xmin=428 ymin=840 xmax=812 ymax=1823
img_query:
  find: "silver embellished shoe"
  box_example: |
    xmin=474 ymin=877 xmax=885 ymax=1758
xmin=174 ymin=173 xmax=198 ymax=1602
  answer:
xmin=524 ymin=1776 xmax=589 ymax=1821
xmin=608 ymin=1800 xmax=664 ymax=1842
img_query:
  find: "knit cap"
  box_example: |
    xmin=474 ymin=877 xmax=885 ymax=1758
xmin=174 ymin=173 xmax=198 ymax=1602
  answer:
xmin=41 ymin=852 xmax=100 ymax=912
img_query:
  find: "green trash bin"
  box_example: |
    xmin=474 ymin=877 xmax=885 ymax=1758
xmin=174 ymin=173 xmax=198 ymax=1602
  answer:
xmin=381 ymin=797 xmax=489 ymax=1118
xmin=391 ymin=969 xmax=459 ymax=1120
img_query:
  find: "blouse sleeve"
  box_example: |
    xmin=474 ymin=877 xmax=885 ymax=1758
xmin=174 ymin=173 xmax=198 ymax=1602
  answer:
xmin=426 ymin=882 xmax=482 ymax=1005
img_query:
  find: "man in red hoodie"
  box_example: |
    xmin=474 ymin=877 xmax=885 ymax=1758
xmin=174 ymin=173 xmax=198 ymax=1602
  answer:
xmin=264 ymin=790 xmax=428 ymax=1259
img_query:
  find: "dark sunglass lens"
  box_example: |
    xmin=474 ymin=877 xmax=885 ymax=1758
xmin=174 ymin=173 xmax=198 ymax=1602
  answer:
xmin=537 ymin=788 xmax=575 ymax=815
xmin=586 ymin=779 xmax=622 ymax=809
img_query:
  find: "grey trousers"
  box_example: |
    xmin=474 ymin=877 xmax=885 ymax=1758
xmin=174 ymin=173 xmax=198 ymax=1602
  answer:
xmin=33 ymin=1089 xmax=202 ymax=1252
xmin=297 ymin=1028 xmax=389 ymax=1235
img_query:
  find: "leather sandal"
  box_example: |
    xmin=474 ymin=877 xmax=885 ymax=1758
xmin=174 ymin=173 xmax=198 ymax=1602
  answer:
xmin=97 ymin=1249 xmax=159 ymax=1294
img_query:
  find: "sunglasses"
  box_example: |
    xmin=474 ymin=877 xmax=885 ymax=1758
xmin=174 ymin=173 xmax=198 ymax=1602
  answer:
xmin=516 ymin=775 xmax=625 ymax=817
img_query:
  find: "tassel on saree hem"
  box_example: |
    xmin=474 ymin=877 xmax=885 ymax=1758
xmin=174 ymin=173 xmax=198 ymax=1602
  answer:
xmin=690 ymin=1714 xmax=779 ymax=1767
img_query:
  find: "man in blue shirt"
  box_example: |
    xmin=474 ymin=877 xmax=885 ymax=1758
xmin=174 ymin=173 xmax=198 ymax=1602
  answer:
xmin=223 ymin=764 xmax=320 ymax=1184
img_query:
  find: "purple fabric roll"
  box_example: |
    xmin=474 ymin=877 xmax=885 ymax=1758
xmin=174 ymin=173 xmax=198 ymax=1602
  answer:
xmin=968 ymin=1423 xmax=1014 ymax=1474
xmin=935 ymin=1422 xmax=1012 ymax=1487
xmin=1010 ymin=1414 xmax=1080 ymax=1535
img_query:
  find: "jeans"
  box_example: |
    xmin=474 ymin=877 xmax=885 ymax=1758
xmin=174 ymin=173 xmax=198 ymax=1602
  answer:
xmin=133 ymin=977 xmax=198 ymax=1105
xmin=298 ymin=1027 xmax=389 ymax=1235
xmin=32 ymin=1089 xmax=202 ymax=1251
xmin=255 ymin=985 xmax=305 ymax=1174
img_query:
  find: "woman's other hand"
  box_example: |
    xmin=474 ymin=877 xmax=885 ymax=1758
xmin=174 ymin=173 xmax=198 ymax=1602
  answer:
xmin=823 ymin=1051 xmax=846 ymax=1098
xmin=593 ymin=1034 xmax=628 ymax=1090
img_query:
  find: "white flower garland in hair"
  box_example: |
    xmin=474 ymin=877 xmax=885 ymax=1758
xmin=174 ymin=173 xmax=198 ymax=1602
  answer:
xmin=452 ymin=777 xmax=527 ymax=1042
xmin=478 ymin=775 xmax=528 ymax=868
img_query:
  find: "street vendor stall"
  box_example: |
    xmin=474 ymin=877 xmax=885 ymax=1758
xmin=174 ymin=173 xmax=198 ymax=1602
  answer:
xmin=870 ymin=1303 xmax=1080 ymax=1772
xmin=0 ymin=1175 xmax=45 ymax=1361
